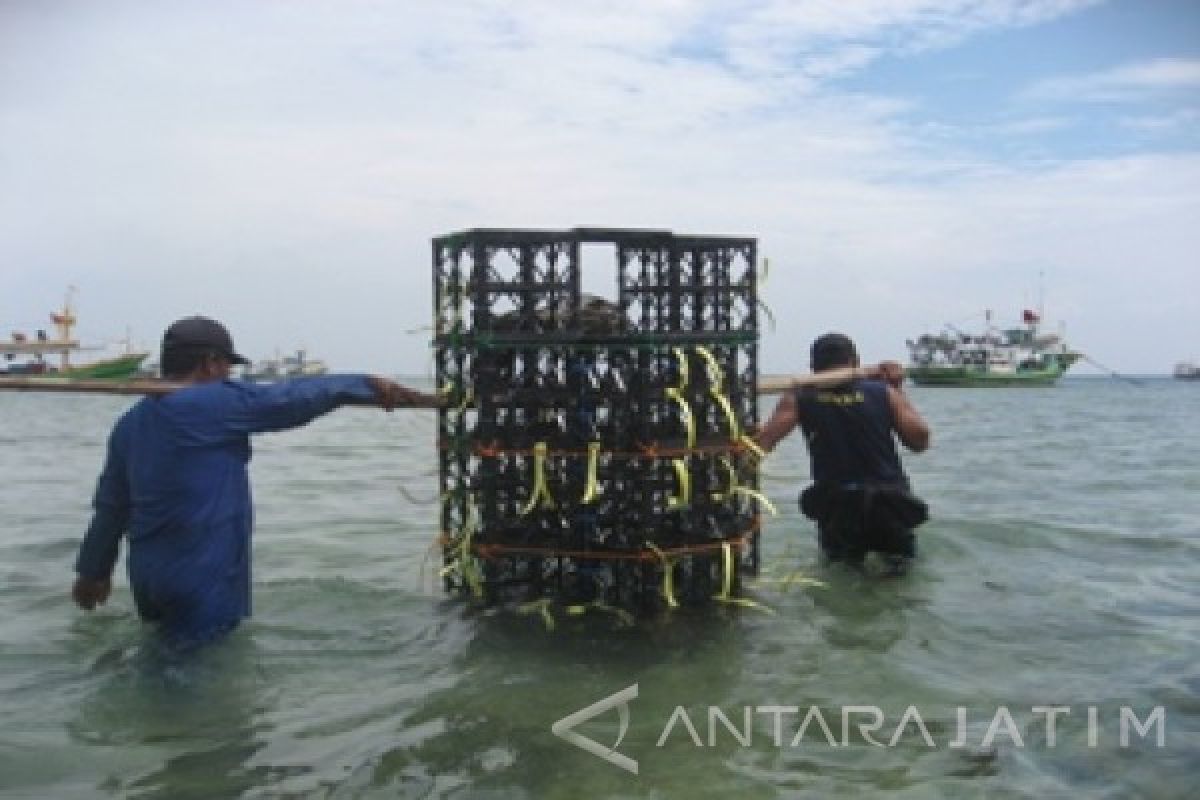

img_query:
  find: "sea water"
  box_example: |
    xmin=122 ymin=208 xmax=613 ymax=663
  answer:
xmin=0 ymin=378 xmax=1196 ymax=798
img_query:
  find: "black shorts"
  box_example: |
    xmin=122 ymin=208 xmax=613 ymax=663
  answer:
xmin=801 ymin=483 xmax=927 ymax=564
xmin=817 ymin=516 xmax=916 ymax=564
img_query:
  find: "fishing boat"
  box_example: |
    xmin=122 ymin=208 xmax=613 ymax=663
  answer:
xmin=2 ymin=290 xmax=149 ymax=380
xmin=1174 ymin=362 xmax=1200 ymax=381
xmin=242 ymin=349 xmax=328 ymax=382
xmin=906 ymin=309 xmax=1080 ymax=387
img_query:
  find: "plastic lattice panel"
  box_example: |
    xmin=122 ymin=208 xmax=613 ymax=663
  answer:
xmin=433 ymin=228 xmax=763 ymax=612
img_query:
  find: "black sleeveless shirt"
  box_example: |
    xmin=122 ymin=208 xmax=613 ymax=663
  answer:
xmin=796 ymin=379 xmax=906 ymax=486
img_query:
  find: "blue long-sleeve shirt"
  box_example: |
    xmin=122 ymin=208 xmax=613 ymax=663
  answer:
xmin=75 ymin=375 xmax=378 ymax=643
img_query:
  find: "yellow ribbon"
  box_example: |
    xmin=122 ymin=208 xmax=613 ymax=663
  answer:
xmin=439 ymin=494 xmax=483 ymax=599
xmin=665 ymin=388 xmax=696 ymax=449
xmin=665 ymin=348 xmax=697 ymax=449
xmin=519 ymin=442 xmax=556 ymax=515
xmin=518 ymin=598 xmax=556 ymax=631
xmin=695 ymin=346 xmax=742 ymax=441
xmin=581 ymin=441 xmax=601 ymax=504
xmin=757 ymin=259 xmax=776 ymax=333
xmin=714 ymin=542 xmax=774 ymax=614
xmin=730 ymin=487 xmax=778 ymax=516
xmin=648 ymin=544 xmax=680 ymax=609
xmin=757 ymin=299 xmax=777 ymax=334
xmin=780 ymin=571 xmax=828 ymax=590
xmin=717 ymin=542 xmax=735 ymax=600
xmin=713 ymin=392 xmax=740 ymax=440
xmin=696 ymin=345 xmax=722 ymax=390
xmin=565 ymin=601 xmax=635 ymax=627
xmin=748 ymin=565 xmax=828 ymax=591
xmin=737 ymin=434 xmax=767 ymax=461
xmin=666 ymin=458 xmax=691 ymax=511
xmin=672 ymin=347 xmax=689 ymax=391
xmin=436 ymin=382 xmax=473 ymax=415
xmin=711 ymin=456 xmax=738 ymax=502
xmin=709 ymin=456 xmax=777 ymax=515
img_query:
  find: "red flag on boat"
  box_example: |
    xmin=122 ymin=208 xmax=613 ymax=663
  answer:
xmin=1022 ymin=309 xmax=1040 ymax=324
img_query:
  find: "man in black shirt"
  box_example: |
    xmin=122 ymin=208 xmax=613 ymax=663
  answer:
xmin=757 ymin=333 xmax=931 ymax=573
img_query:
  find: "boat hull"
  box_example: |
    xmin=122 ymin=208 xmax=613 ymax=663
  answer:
xmin=907 ymin=368 xmax=1060 ymax=387
xmin=908 ymin=354 xmax=1078 ymax=388
xmin=1174 ymin=364 xmax=1200 ymax=381
xmin=62 ymin=353 xmax=150 ymax=380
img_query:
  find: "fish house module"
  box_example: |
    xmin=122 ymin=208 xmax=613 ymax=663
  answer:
xmin=433 ymin=227 xmax=765 ymax=613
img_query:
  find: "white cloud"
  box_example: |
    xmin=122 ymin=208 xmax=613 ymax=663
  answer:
xmin=1022 ymin=58 xmax=1200 ymax=103
xmin=1118 ymin=107 xmax=1200 ymax=133
xmin=721 ymin=0 xmax=1100 ymax=73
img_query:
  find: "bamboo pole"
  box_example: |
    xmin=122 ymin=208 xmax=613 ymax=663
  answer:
xmin=757 ymin=366 xmax=863 ymax=394
xmin=0 ymin=377 xmax=184 ymax=396
xmin=0 ymin=377 xmax=442 ymax=408
xmin=1 ymin=367 xmax=869 ymax=402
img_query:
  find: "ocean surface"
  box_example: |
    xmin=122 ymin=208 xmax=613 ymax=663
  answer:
xmin=1 ymin=377 xmax=1196 ymax=799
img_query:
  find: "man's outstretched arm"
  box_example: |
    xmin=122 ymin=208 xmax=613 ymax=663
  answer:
xmin=226 ymin=374 xmax=439 ymax=434
xmin=365 ymin=376 xmax=441 ymax=411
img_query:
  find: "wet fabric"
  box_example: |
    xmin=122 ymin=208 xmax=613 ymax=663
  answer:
xmin=800 ymin=482 xmax=928 ymax=564
xmin=75 ymin=376 xmax=376 ymax=645
xmin=795 ymin=379 xmax=904 ymax=485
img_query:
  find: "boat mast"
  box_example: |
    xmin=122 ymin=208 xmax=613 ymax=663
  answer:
xmin=50 ymin=286 xmax=78 ymax=370
xmin=1037 ymin=270 xmax=1045 ymax=329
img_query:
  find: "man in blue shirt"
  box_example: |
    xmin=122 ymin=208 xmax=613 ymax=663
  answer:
xmin=71 ymin=316 xmax=434 ymax=646
xmin=757 ymin=333 xmax=931 ymax=574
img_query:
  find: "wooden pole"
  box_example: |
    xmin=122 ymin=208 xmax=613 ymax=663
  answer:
xmin=0 ymin=377 xmax=443 ymax=408
xmin=757 ymin=366 xmax=863 ymax=395
xmin=1 ymin=368 xmax=868 ymax=402
xmin=0 ymin=377 xmax=183 ymax=396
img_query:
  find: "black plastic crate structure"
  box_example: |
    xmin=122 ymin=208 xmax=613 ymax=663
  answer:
xmin=433 ymin=227 xmax=764 ymax=613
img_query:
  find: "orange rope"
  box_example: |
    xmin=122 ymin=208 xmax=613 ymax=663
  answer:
xmin=471 ymin=521 xmax=760 ymax=563
xmin=436 ymin=440 xmax=751 ymax=459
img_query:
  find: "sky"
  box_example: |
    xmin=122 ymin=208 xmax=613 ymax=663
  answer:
xmin=1 ymin=0 xmax=1197 ymax=374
